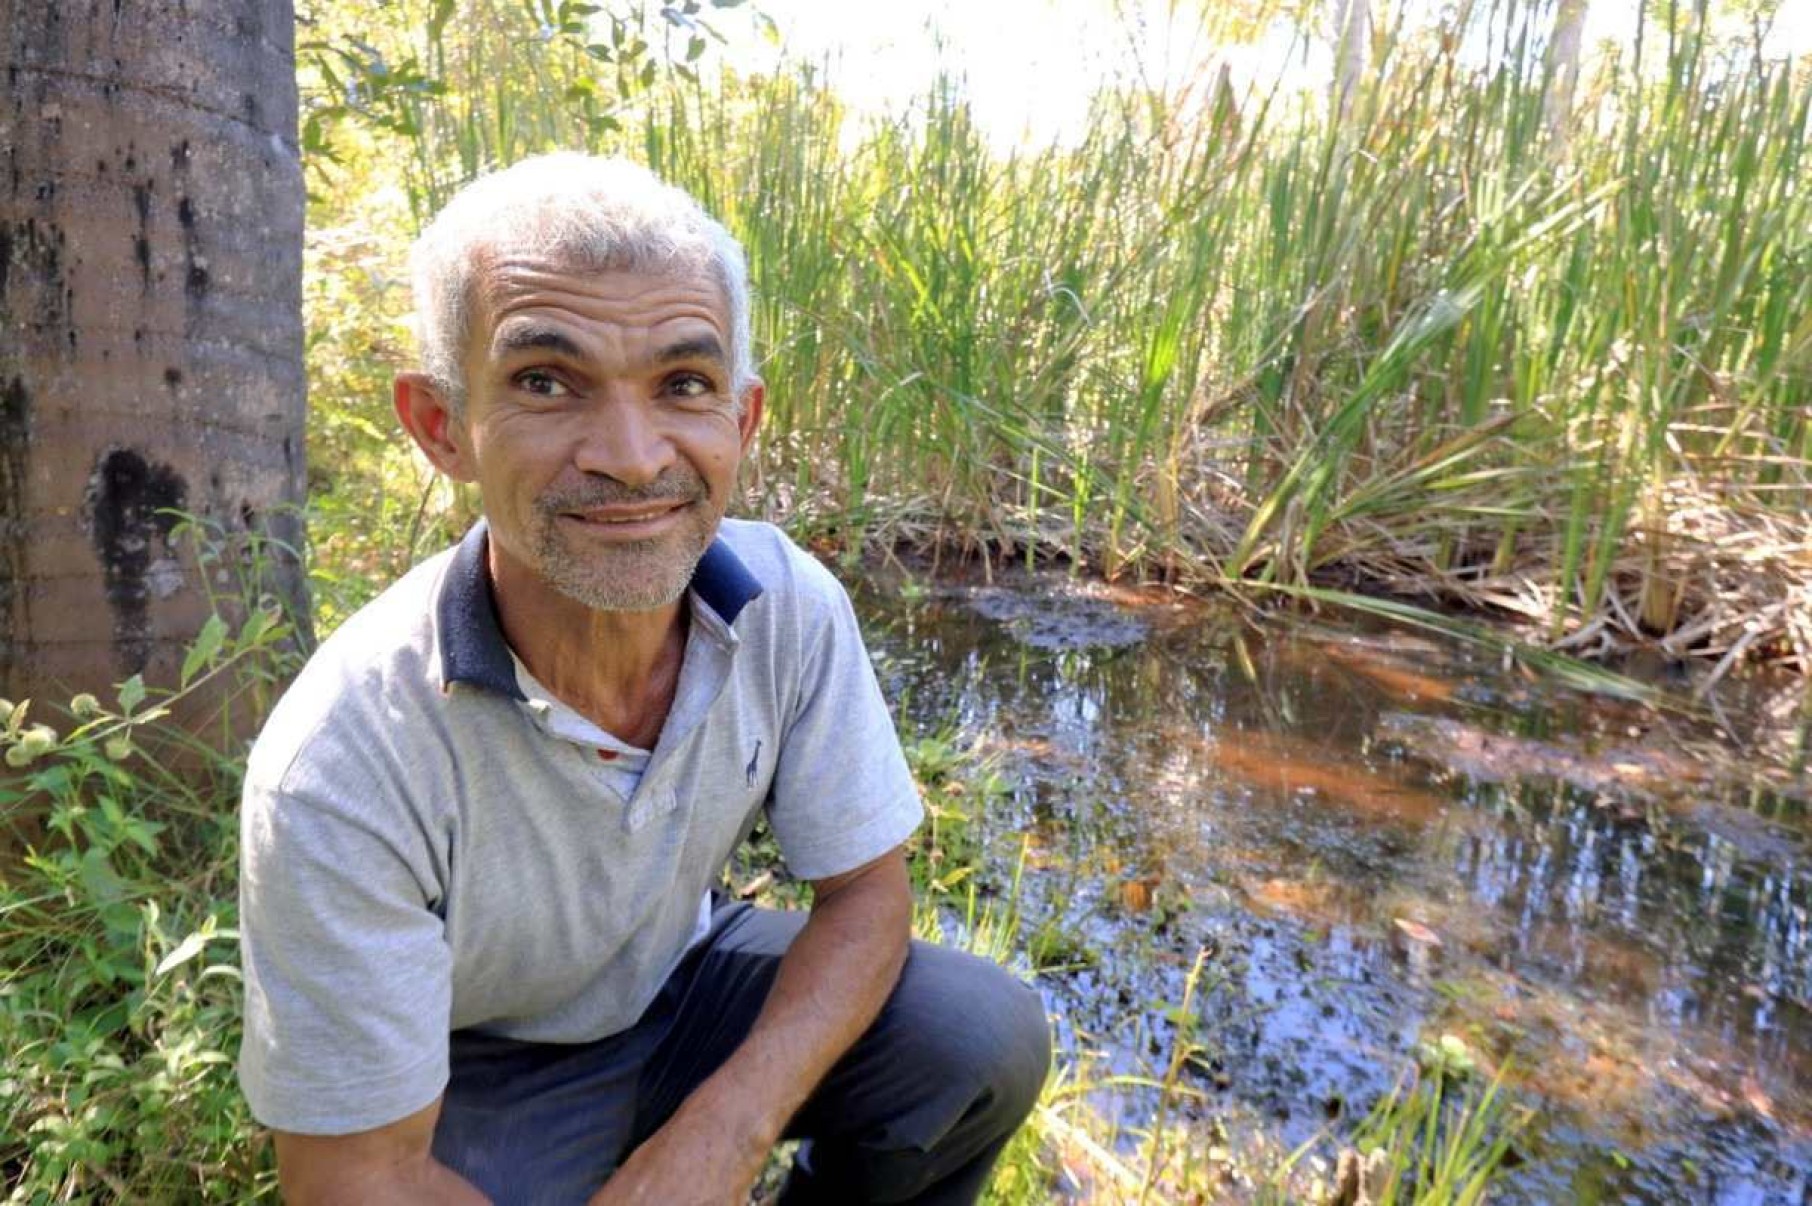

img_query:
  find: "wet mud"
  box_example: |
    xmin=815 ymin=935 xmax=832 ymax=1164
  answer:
xmin=852 ymin=565 xmax=1811 ymax=1204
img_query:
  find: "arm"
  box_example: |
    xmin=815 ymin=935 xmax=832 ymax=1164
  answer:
xmin=275 ymin=1098 xmax=490 ymax=1205
xmin=591 ymin=847 xmax=913 ymax=1205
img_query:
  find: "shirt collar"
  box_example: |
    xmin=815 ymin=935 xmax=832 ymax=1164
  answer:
xmin=436 ymin=518 xmax=764 ymax=698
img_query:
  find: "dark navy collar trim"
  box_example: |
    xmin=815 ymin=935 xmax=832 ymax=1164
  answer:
xmin=693 ymin=538 xmax=763 ymax=626
xmin=438 ymin=521 xmax=525 ymax=700
xmin=438 ymin=520 xmax=765 ymax=697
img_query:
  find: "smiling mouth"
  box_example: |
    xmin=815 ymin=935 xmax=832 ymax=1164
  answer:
xmin=556 ymin=499 xmax=696 ymax=533
xmin=568 ymin=502 xmax=686 ymax=523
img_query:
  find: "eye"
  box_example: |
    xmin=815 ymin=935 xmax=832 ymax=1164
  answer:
xmin=515 ymin=369 xmax=571 ymax=398
xmin=666 ymin=372 xmax=717 ymax=401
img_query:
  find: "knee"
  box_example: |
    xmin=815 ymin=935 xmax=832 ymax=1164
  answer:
xmin=899 ymin=945 xmax=1051 ymax=1125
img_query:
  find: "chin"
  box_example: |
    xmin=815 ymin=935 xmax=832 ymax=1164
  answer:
xmin=547 ymin=542 xmax=706 ymax=613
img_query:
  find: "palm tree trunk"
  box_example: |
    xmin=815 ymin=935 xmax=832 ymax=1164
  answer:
xmin=0 ymin=0 xmax=308 ymax=706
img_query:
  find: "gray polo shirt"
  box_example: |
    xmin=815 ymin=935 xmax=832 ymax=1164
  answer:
xmin=237 ymin=519 xmax=922 ymax=1135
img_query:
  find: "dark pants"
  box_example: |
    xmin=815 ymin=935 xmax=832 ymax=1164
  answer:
xmin=431 ymin=903 xmax=1052 ymax=1205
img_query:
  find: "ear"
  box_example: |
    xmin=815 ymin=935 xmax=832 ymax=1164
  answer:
xmin=737 ymin=379 xmax=765 ymax=455
xmin=394 ymin=373 xmax=477 ymax=482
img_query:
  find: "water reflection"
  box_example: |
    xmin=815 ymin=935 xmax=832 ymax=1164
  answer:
xmin=851 ymin=569 xmax=1812 ymax=1203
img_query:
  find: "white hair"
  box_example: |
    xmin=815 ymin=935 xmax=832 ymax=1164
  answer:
xmin=409 ymin=153 xmax=755 ymax=408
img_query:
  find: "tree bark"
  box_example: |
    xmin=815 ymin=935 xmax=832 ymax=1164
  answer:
xmin=0 ymin=0 xmax=307 ymax=706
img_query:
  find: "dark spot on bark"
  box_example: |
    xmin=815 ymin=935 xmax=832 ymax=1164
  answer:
xmin=132 ymin=327 xmax=143 ymax=345
xmin=239 ymin=502 xmax=257 ymax=530
xmin=34 ymin=179 xmax=53 ymax=202
xmin=177 ymin=196 xmax=194 ymax=228
xmin=0 ymin=377 xmax=31 ymax=686
xmin=97 ymin=158 xmax=107 ymax=174
xmin=163 ymin=366 xmax=182 ymax=389
xmin=283 ymin=436 xmax=294 ymax=468
xmin=0 ymin=225 xmax=11 ymax=302
xmin=66 ymin=328 xmax=75 ymax=352
xmin=124 ymin=151 xmax=136 ymax=171
xmin=130 ymin=181 xmax=156 ymax=289
xmin=85 ymin=449 xmax=187 ymax=676
xmin=171 ymin=140 xmax=190 ymax=170
xmin=241 ymin=93 xmax=258 ymax=121
xmin=185 ymin=263 xmax=208 ymax=295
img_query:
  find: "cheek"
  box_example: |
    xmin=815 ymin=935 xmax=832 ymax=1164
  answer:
xmin=473 ymin=421 xmax=568 ymax=480
xmin=685 ymin=415 xmax=746 ymax=467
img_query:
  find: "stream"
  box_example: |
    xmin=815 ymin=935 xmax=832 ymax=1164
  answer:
xmin=848 ymin=564 xmax=1811 ymax=1204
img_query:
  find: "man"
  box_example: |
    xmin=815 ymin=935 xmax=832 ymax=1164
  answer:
xmin=237 ymin=154 xmax=1049 ymax=1205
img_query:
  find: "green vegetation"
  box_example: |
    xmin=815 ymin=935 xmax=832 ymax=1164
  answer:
xmin=0 ymin=531 xmax=297 ymax=1201
xmin=304 ymin=0 xmax=1811 ymax=675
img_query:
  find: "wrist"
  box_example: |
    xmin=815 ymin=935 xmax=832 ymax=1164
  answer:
xmin=685 ymin=1059 xmax=789 ymax=1158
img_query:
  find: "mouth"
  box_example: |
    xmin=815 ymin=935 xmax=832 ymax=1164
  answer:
xmin=556 ymin=499 xmax=695 ymax=537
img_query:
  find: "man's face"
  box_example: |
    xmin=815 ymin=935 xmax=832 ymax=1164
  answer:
xmin=444 ymin=254 xmax=761 ymax=612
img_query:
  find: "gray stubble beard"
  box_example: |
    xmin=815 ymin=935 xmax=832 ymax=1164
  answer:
xmin=529 ymin=469 xmax=717 ymax=612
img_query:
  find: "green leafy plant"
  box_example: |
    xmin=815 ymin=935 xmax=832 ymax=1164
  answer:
xmin=0 ymin=585 xmax=300 ymax=1200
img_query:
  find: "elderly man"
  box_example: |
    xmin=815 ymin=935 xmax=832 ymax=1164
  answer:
xmin=236 ymin=154 xmax=1049 ymax=1205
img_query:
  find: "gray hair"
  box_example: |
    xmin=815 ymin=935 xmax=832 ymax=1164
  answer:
xmin=408 ymin=153 xmax=755 ymax=409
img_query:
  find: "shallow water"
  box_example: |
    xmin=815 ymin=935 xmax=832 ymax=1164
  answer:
xmin=849 ymin=565 xmax=1811 ymax=1204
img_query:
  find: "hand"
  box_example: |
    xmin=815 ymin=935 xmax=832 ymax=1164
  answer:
xmin=586 ymin=1092 xmax=772 ymax=1206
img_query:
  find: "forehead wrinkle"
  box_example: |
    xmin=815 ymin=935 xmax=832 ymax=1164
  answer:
xmin=471 ymin=261 xmax=733 ymax=373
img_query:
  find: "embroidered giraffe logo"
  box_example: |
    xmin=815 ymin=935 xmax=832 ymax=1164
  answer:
xmin=744 ymin=740 xmax=762 ymax=788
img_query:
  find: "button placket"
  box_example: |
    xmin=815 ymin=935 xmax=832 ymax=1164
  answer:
xmin=624 ymin=786 xmax=677 ymax=832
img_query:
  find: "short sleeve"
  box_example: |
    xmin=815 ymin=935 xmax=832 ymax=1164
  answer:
xmin=765 ymin=570 xmax=922 ymax=881
xmin=237 ymin=780 xmax=452 ymax=1134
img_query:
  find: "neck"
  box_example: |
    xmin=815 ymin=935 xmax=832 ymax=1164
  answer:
xmin=488 ymin=545 xmax=689 ymax=749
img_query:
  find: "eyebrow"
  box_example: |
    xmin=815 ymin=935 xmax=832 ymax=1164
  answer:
xmin=492 ymin=324 xmax=586 ymax=360
xmin=489 ymin=327 xmax=726 ymax=371
xmin=654 ymin=335 xmax=727 ymax=367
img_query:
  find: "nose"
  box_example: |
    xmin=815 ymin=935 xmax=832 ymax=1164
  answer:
xmin=571 ymin=396 xmax=676 ymax=488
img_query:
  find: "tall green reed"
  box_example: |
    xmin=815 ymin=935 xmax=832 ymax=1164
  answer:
xmin=303 ymin=0 xmax=1811 ymax=664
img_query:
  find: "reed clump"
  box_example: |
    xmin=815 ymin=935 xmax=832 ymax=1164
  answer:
xmin=300 ymin=0 xmax=1811 ymax=678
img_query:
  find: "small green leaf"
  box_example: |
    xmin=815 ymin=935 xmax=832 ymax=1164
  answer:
xmin=181 ymin=614 xmax=228 ymax=687
xmin=77 ymin=847 xmax=127 ymax=904
xmin=117 ymin=676 xmax=145 ymax=716
xmin=240 ymin=604 xmax=277 ymax=646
